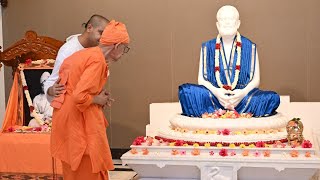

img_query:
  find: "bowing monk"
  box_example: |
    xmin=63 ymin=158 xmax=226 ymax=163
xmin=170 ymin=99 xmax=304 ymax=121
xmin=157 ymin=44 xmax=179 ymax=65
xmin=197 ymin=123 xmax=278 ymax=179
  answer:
xmin=50 ymin=20 xmax=130 ymax=180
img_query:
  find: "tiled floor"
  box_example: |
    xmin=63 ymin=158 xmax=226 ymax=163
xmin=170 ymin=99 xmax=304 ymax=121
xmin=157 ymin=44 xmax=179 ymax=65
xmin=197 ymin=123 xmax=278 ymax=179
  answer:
xmin=0 ymin=171 xmax=137 ymax=180
xmin=110 ymin=159 xmax=137 ymax=179
xmin=109 ymin=171 xmax=137 ymax=180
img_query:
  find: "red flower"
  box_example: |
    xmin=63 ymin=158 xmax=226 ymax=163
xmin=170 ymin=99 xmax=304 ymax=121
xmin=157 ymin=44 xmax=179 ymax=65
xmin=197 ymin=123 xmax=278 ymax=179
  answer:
xmin=133 ymin=139 xmax=142 ymax=145
xmin=175 ymin=140 xmax=184 ymax=146
xmin=215 ymin=43 xmax=221 ymax=49
xmin=33 ymin=127 xmax=42 ymax=132
xmin=236 ymin=42 xmax=242 ymax=47
xmin=25 ymin=59 xmax=32 ymax=66
xmin=222 ymin=129 xmax=230 ymax=136
xmin=222 ymin=142 xmax=230 ymax=146
xmin=214 ymin=66 xmax=220 ymax=72
xmin=223 ymin=85 xmax=231 ymax=90
xmin=209 ymin=151 xmax=215 ymax=156
xmin=23 ymin=86 xmax=28 ymax=91
xmin=236 ymin=65 xmax=240 ymax=70
xmin=132 ymin=136 xmax=146 ymax=145
xmin=29 ymin=106 xmax=35 ymax=112
xmin=219 ymin=149 xmax=228 ymax=157
xmin=154 ymin=136 xmax=161 ymax=140
xmin=135 ymin=136 xmax=145 ymax=141
xmin=301 ymin=140 xmax=312 ymax=148
xmin=255 ymin=141 xmax=265 ymax=148
xmin=8 ymin=126 xmax=15 ymax=132
xmin=210 ymin=142 xmax=217 ymax=146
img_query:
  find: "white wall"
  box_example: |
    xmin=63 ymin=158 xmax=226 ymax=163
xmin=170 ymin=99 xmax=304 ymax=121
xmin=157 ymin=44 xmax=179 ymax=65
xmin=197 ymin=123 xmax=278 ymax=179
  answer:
xmin=0 ymin=7 xmax=5 ymax=127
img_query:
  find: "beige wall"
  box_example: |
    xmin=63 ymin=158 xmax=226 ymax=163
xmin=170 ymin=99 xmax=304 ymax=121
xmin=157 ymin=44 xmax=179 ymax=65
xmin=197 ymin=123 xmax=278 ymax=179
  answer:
xmin=2 ymin=0 xmax=320 ymax=148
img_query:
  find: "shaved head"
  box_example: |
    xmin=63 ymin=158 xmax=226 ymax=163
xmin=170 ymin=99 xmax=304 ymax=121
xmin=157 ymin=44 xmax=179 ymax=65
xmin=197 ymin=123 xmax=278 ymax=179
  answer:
xmin=80 ymin=14 xmax=110 ymax=47
xmin=216 ymin=5 xmax=239 ymax=21
xmin=83 ymin=14 xmax=110 ymax=28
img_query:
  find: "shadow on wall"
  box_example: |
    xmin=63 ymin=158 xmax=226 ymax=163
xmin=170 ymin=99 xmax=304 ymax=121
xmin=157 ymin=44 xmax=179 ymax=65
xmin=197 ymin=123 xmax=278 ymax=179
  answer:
xmin=107 ymin=121 xmax=143 ymax=148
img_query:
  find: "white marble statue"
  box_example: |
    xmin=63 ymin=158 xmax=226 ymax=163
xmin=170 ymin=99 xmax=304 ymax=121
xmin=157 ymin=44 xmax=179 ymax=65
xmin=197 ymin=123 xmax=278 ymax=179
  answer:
xmin=179 ymin=5 xmax=280 ymax=117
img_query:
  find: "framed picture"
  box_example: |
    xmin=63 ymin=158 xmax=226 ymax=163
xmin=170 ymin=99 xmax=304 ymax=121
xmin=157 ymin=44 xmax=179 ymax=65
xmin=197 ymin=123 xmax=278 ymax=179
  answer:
xmin=22 ymin=69 xmax=53 ymax=126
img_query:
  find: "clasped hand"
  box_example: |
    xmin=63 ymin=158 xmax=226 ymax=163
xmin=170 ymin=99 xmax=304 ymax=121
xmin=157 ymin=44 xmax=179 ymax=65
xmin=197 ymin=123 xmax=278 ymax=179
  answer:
xmin=93 ymin=90 xmax=115 ymax=107
xmin=215 ymin=88 xmax=246 ymax=110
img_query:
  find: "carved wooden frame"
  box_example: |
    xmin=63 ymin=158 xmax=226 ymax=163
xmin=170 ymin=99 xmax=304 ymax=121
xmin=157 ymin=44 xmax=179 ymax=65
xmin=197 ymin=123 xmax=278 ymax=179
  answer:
xmin=0 ymin=30 xmax=63 ymax=74
xmin=0 ymin=0 xmax=7 ymax=8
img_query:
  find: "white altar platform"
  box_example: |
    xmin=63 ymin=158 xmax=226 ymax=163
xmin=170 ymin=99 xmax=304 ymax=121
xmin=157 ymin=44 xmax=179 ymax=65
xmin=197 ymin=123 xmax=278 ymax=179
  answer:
xmin=121 ymin=96 xmax=320 ymax=180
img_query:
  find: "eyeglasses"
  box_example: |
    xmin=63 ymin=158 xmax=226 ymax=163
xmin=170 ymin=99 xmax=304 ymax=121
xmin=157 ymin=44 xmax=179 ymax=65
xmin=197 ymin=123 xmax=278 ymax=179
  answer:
xmin=123 ymin=46 xmax=130 ymax=53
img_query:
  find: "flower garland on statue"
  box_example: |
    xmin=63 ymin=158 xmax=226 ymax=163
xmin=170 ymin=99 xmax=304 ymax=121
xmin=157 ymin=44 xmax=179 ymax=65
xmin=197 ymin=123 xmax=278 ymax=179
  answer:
xmin=215 ymin=31 xmax=241 ymax=90
xmin=19 ymin=59 xmax=56 ymax=126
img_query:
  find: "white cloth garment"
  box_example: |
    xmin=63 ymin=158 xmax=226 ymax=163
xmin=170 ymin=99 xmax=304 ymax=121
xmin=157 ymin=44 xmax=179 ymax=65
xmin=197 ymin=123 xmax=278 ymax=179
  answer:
xmin=43 ymin=34 xmax=84 ymax=102
xmin=32 ymin=94 xmax=53 ymax=120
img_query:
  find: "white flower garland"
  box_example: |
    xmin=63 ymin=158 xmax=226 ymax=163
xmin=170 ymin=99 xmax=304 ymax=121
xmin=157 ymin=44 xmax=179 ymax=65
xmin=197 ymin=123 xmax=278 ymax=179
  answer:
xmin=215 ymin=32 xmax=241 ymax=90
xmin=24 ymin=59 xmax=55 ymax=67
xmin=19 ymin=59 xmax=56 ymax=126
xmin=20 ymin=69 xmax=44 ymax=125
xmin=33 ymin=59 xmax=55 ymax=65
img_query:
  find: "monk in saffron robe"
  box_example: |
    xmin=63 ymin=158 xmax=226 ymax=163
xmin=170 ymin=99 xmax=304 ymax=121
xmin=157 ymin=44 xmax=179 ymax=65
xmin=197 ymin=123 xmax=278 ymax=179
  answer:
xmin=50 ymin=20 xmax=130 ymax=180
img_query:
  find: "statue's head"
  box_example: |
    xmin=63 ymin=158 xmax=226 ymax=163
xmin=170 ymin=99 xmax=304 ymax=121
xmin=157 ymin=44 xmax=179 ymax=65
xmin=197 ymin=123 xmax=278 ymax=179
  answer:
xmin=40 ymin=71 xmax=50 ymax=94
xmin=216 ymin=5 xmax=240 ymax=37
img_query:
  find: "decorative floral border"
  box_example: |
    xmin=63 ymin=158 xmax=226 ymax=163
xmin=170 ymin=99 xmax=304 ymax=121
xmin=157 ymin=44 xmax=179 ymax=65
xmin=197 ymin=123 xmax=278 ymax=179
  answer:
xmin=152 ymin=136 xmax=288 ymax=147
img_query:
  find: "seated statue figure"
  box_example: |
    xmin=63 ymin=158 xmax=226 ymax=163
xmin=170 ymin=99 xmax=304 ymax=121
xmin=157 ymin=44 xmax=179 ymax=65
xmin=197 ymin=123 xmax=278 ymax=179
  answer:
xmin=179 ymin=5 xmax=280 ymax=117
xmin=28 ymin=71 xmax=53 ymax=127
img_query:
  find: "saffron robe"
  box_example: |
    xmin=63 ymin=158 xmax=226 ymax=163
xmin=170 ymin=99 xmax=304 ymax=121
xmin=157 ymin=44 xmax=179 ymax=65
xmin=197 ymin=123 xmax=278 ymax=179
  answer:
xmin=50 ymin=46 xmax=114 ymax=175
xmin=179 ymin=36 xmax=280 ymax=117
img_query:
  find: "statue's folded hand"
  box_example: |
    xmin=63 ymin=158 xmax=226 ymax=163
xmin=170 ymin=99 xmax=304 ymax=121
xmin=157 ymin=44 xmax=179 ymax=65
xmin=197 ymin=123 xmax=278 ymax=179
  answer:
xmin=228 ymin=89 xmax=247 ymax=108
xmin=213 ymin=88 xmax=231 ymax=109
